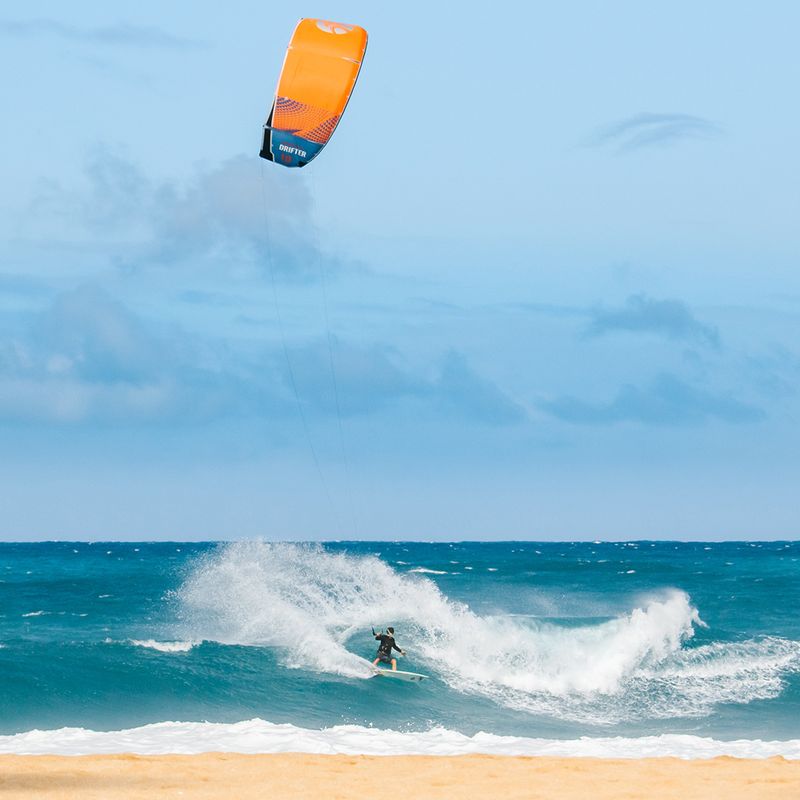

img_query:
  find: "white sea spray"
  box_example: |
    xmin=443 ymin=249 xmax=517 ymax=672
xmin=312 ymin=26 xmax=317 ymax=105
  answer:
xmin=0 ymin=719 xmax=798 ymax=758
xmin=173 ymin=542 xmax=800 ymax=724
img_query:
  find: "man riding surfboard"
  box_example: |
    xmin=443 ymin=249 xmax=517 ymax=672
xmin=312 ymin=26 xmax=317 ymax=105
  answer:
xmin=372 ymin=626 xmax=405 ymax=671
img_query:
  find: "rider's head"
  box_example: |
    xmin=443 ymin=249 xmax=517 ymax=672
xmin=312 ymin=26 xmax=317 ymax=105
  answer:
xmin=387 ymin=626 xmax=394 ymax=634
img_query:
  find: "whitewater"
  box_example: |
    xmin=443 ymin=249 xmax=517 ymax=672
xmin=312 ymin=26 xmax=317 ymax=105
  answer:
xmin=0 ymin=540 xmax=798 ymax=756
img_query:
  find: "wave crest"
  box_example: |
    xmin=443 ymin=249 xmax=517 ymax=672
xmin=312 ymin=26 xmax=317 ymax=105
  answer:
xmin=130 ymin=639 xmax=198 ymax=653
xmin=1 ymin=718 xmax=799 ymax=757
xmin=174 ymin=542 xmax=800 ymax=723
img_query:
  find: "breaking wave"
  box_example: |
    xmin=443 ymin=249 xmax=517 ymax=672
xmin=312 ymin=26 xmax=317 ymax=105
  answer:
xmin=174 ymin=542 xmax=800 ymax=724
xmin=130 ymin=639 xmax=198 ymax=653
xmin=2 ymin=719 xmax=799 ymax=757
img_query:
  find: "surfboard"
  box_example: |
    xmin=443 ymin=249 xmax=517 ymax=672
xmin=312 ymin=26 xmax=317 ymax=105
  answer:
xmin=373 ymin=668 xmax=427 ymax=682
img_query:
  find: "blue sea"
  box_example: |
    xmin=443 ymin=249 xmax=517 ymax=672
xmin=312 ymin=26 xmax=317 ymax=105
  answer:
xmin=1 ymin=540 xmax=799 ymax=756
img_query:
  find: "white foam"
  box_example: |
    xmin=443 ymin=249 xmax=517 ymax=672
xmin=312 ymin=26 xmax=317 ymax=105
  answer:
xmin=0 ymin=719 xmax=797 ymax=758
xmin=21 ymin=610 xmax=48 ymax=617
xmin=174 ymin=543 xmax=800 ymax=724
xmin=130 ymin=639 xmax=198 ymax=653
xmin=408 ymin=567 xmax=448 ymax=575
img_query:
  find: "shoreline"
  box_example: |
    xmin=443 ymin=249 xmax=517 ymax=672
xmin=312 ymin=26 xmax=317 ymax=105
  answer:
xmin=3 ymin=719 xmax=799 ymax=759
xmin=0 ymin=753 xmax=798 ymax=799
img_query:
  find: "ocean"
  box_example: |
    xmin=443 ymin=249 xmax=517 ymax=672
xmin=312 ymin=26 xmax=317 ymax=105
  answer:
xmin=1 ymin=540 xmax=798 ymax=757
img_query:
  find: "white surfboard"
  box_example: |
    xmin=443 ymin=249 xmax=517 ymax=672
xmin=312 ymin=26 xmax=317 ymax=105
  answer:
xmin=373 ymin=668 xmax=427 ymax=682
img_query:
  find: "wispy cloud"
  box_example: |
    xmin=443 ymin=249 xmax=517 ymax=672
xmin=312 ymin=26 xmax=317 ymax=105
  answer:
xmin=540 ymin=373 xmax=764 ymax=426
xmin=743 ymin=346 xmax=800 ymax=400
xmin=588 ymin=112 xmax=722 ymax=152
xmin=280 ymin=344 xmax=525 ymax=425
xmin=585 ymin=294 xmax=720 ymax=348
xmin=148 ymin=156 xmax=321 ymax=279
xmin=0 ymin=288 xmax=525 ymax=429
xmin=278 ymin=340 xmax=423 ymax=417
xmin=433 ymin=351 xmax=526 ymax=424
xmin=34 ymin=151 xmax=325 ymax=280
xmin=0 ymin=286 xmax=285 ymax=425
xmin=0 ymin=18 xmax=199 ymax=49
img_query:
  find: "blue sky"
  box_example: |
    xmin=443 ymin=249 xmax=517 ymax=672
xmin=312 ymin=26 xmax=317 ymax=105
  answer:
xmin=1 ymin=2 xmax=798 ymax=540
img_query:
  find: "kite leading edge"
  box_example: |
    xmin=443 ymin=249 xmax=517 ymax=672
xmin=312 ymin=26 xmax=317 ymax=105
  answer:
xmin=259 ymin=19 xmax=368 ymax=168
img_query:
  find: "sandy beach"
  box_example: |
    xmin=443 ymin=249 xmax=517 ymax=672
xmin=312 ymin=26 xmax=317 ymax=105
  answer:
xmin=0 ymin=753 xmax=798 ymax=799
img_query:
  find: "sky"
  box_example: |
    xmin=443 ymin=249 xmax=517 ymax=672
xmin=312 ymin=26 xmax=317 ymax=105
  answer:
xmin=1 ymin=1 xmax=798 ymax=540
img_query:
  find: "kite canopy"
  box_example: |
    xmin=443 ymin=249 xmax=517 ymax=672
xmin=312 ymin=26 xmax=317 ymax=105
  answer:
xmin=260 ymin=19 xmax=368 ymax=168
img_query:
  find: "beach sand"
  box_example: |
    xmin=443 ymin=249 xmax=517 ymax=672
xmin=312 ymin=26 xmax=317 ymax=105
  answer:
xmin=1 ymin=753 xmax=798 ymax=799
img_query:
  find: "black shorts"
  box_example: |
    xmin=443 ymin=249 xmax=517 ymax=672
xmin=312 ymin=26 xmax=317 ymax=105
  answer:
xmin=376 ymin=652 xmax=393 ymax=664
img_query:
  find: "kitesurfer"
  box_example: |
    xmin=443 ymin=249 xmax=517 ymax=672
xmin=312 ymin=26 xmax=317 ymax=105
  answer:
xmin=372 ymin=626 xmax=405 ymax=671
